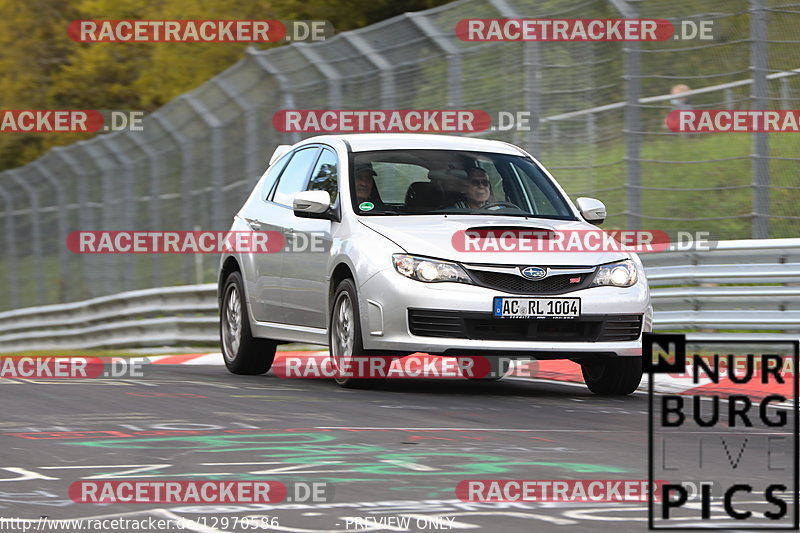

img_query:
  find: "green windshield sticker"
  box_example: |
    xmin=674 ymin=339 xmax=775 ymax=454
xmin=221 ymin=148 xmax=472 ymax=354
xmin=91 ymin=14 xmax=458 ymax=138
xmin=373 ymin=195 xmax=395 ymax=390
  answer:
xmin=359 ymin=201 xmax=374 ymax=211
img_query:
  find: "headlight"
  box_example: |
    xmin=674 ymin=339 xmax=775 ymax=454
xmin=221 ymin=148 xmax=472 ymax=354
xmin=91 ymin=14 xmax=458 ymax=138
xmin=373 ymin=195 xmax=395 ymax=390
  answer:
xmin=392 ymin=254 xmax=473 ymax=284
xmin=591 ymin=260 xmax=638 ymax=288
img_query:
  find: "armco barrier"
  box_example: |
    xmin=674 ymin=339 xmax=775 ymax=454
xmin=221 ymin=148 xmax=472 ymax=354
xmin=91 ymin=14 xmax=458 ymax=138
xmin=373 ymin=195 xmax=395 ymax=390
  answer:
xmin=0 ymin=239 xmax=798 ymax=352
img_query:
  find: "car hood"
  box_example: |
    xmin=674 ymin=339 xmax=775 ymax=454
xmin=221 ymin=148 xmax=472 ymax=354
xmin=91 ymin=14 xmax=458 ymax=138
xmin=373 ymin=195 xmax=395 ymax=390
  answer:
xmin=358 ymin=215 xmax=629 ymax=266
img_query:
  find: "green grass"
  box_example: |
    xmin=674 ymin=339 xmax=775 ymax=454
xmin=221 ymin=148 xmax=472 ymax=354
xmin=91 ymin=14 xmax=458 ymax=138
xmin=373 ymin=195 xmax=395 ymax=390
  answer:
xmin=542 ymin=128 xmax=800 ymax=239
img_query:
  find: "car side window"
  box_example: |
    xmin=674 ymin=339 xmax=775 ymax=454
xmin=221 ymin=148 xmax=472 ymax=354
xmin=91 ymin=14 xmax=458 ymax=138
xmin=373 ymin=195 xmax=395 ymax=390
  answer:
xmin=270 ymin=147 xmax=320 ymax=207
xmin=261 ymin=153 xmax=291 ymax=201
xmin=306 ymin=148 xmax=338 ymax=204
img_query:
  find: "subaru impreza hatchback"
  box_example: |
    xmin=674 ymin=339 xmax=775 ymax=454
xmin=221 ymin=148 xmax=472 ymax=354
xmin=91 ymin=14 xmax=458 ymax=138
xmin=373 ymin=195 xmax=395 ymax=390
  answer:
xmin=218 ymin=134 xmax=652 ymax=394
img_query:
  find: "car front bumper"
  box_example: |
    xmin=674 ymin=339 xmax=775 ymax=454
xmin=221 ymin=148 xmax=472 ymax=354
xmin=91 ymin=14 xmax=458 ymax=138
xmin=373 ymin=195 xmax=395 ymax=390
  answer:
xmin=358 ymin=268 xmax=651 ymax=357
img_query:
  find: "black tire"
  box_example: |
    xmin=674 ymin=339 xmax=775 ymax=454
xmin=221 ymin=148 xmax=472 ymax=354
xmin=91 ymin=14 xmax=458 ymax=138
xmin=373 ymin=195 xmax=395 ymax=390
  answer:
xmin=328 ymin=278 xmax=386 ymax=389
xmin=581 ymin=356 xmax=642 ymax=395
xmin=460 ymin=356 xmax=512 ymax=381
xmin=220 ymin=271 xmax=277 ymax=375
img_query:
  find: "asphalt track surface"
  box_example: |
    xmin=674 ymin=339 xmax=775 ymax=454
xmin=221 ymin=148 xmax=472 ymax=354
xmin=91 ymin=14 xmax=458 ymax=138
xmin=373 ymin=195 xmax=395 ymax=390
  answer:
xmin=0 ymin=363 xmax=795 ymax=532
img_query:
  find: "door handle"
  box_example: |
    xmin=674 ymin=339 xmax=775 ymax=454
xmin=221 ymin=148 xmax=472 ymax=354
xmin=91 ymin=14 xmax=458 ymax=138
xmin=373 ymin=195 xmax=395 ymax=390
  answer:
xmin=248 ymin=220 xmax=263 ymax=230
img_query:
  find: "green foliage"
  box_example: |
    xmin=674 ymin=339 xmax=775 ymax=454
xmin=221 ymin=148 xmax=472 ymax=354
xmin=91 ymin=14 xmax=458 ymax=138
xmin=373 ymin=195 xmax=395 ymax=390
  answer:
xmin=0 ymin=0 xmax=454 ymax=170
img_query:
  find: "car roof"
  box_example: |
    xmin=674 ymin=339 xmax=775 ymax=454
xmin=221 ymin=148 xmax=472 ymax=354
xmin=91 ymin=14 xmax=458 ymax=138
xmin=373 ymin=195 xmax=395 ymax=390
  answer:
xmin=297 ymin=133 xmax=525 ymax=155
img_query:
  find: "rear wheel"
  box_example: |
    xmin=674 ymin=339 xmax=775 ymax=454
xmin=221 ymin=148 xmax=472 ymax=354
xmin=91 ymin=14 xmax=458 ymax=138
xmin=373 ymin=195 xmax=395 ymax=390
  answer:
xmin=329 ymin=278 xmax=386 ymax=388
xmin=220 ymin=271 xmax=276 ymax=375
xmin=581 ymin=356 xmax=642 ymax=395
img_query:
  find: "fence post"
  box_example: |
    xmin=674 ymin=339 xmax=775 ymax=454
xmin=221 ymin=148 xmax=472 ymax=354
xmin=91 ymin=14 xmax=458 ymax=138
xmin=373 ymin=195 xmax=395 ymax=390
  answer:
xmin=7 ymin=170 xmax=45 ymax=305
xmin=488 ymin=0 xmax=540 ymax=153
xmin=780 ymin=77 xmax=791 ymax=110
xmin=32 ymin=162 xmax=70 ymax=302
xmin=523 ymin=41 xmax=542 ymax=154
xmin=152 ymin=114 xmax=196 ymax=285
xmin=246 ymin=49 xmax=300 ymax=144
xmin=587 ymin=112 xmax=597 ymax=188
xmin=0 ymin=180 xmax=19 ymax=309
xmin=406 ymin=12 xmax=462 ymax=109
xmin=751 ymin=0 xmax=770 ymax=239
xmin=295 ymin=43 xmax=342 ymax=109
xmin=342 ymin=33 xmax=396 ymax=109
xmin=182 ymin=95 xmax=226 ymax=284
xmin=98 ymin=134 xmax=136 ymax=291
xmin=52 ymin=146 xmax=96 ymax=299
xmin=183 ymin=94 xmax=226 ymax=233
xmin=213 ymin=76 xmax=263 ymax=187
xmin=127 ymin=132 xmax=163 ymax=288
xmin=81 ymin=140 xmax=122 ymax=296
xmin=622 ymin=2 xmax=641 ymax=230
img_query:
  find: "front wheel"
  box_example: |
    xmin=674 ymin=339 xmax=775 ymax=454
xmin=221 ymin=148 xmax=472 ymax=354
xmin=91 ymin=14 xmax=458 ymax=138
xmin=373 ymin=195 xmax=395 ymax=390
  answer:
xmin=581 ymin=357 xmax=642 ymax=395
xmin=220 ymin=271 xmax=277 ymax=375
xmin=329 ymin=278 xmax=386 ymax=388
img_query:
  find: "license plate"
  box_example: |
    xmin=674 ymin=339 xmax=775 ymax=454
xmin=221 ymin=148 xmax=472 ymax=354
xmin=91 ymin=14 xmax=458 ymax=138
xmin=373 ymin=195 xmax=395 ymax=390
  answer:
xmin=492 ymin=297 xmax=580 ymax=319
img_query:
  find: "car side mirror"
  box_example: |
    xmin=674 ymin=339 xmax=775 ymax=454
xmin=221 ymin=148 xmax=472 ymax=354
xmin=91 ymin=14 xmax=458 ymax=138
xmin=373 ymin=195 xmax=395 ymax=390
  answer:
xmin=293 ymin=190 xmax=338 ymax=221
xmin=576 ymin=197 xmax=606 ymax=224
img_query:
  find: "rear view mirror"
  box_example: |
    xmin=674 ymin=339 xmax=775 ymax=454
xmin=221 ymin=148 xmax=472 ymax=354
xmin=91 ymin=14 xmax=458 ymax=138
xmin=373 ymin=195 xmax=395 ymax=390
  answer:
xmin=293 ymin=190 xmax=331 ymax=214
xmin=576 ymin=197 xmax=606 ymax=224
xmin=293 ymin=190 xmax=339 ymax=221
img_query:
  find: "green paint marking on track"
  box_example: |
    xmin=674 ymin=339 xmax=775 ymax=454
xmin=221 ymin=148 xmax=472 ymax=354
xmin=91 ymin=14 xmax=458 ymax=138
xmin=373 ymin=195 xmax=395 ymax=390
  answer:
xmin=66 ymin=432 xmax=628 ymax=479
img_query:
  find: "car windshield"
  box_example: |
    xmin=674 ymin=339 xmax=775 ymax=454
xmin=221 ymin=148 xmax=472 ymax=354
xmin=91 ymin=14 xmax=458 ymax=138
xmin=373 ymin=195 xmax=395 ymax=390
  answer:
xmin=349 ymin=149 xmax=576 ymax=219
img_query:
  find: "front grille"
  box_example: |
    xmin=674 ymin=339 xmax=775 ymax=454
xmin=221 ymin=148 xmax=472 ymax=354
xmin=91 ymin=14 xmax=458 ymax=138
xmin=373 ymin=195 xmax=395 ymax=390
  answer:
xmin=408 ymin=309 xmax=642 ymax=342
xmin=464 ymin=316 xmax=599 ymax=342
xmin=466 ymin=269 xmax=595 ymax=295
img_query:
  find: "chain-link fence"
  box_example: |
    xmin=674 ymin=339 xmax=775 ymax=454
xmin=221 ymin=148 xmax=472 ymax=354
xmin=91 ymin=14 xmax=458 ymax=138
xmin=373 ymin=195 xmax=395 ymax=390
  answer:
xmin=1 ymin=0 xmax=798 ymax=311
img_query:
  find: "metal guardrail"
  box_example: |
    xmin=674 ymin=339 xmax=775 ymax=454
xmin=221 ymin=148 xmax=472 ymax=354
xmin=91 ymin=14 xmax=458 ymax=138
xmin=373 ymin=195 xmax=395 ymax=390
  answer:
xmin=0 ymin=285 xmax=218 ymax=351
xmin=0 ymin=239 xmax=798 ymax=352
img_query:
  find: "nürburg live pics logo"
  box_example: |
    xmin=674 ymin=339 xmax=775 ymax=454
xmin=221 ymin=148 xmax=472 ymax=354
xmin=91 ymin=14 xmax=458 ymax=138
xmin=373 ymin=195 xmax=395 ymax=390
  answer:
xmin=645 ymin=333 xmax=799 ymax=529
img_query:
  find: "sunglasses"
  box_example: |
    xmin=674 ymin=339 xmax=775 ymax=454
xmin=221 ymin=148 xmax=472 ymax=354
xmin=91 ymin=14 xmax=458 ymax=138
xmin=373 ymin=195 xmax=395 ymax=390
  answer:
xmin=469 ymin=179 xmax=490 ymax=187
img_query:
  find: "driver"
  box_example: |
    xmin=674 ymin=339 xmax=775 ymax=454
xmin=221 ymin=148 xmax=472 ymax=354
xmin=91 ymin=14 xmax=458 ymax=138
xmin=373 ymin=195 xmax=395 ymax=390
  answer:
xmin=354 ymin=162 xmax=387 ymax=211
xmin=447 ymin=168 xmax=493 ymax=209
xmin=355 ymin=163 xmax=378 ymax=202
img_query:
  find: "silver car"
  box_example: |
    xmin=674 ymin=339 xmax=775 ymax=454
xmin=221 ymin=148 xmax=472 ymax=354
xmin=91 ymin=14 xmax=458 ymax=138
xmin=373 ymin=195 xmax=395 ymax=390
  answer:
xmin=218 ymin=133 xmax=652 ymax=394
